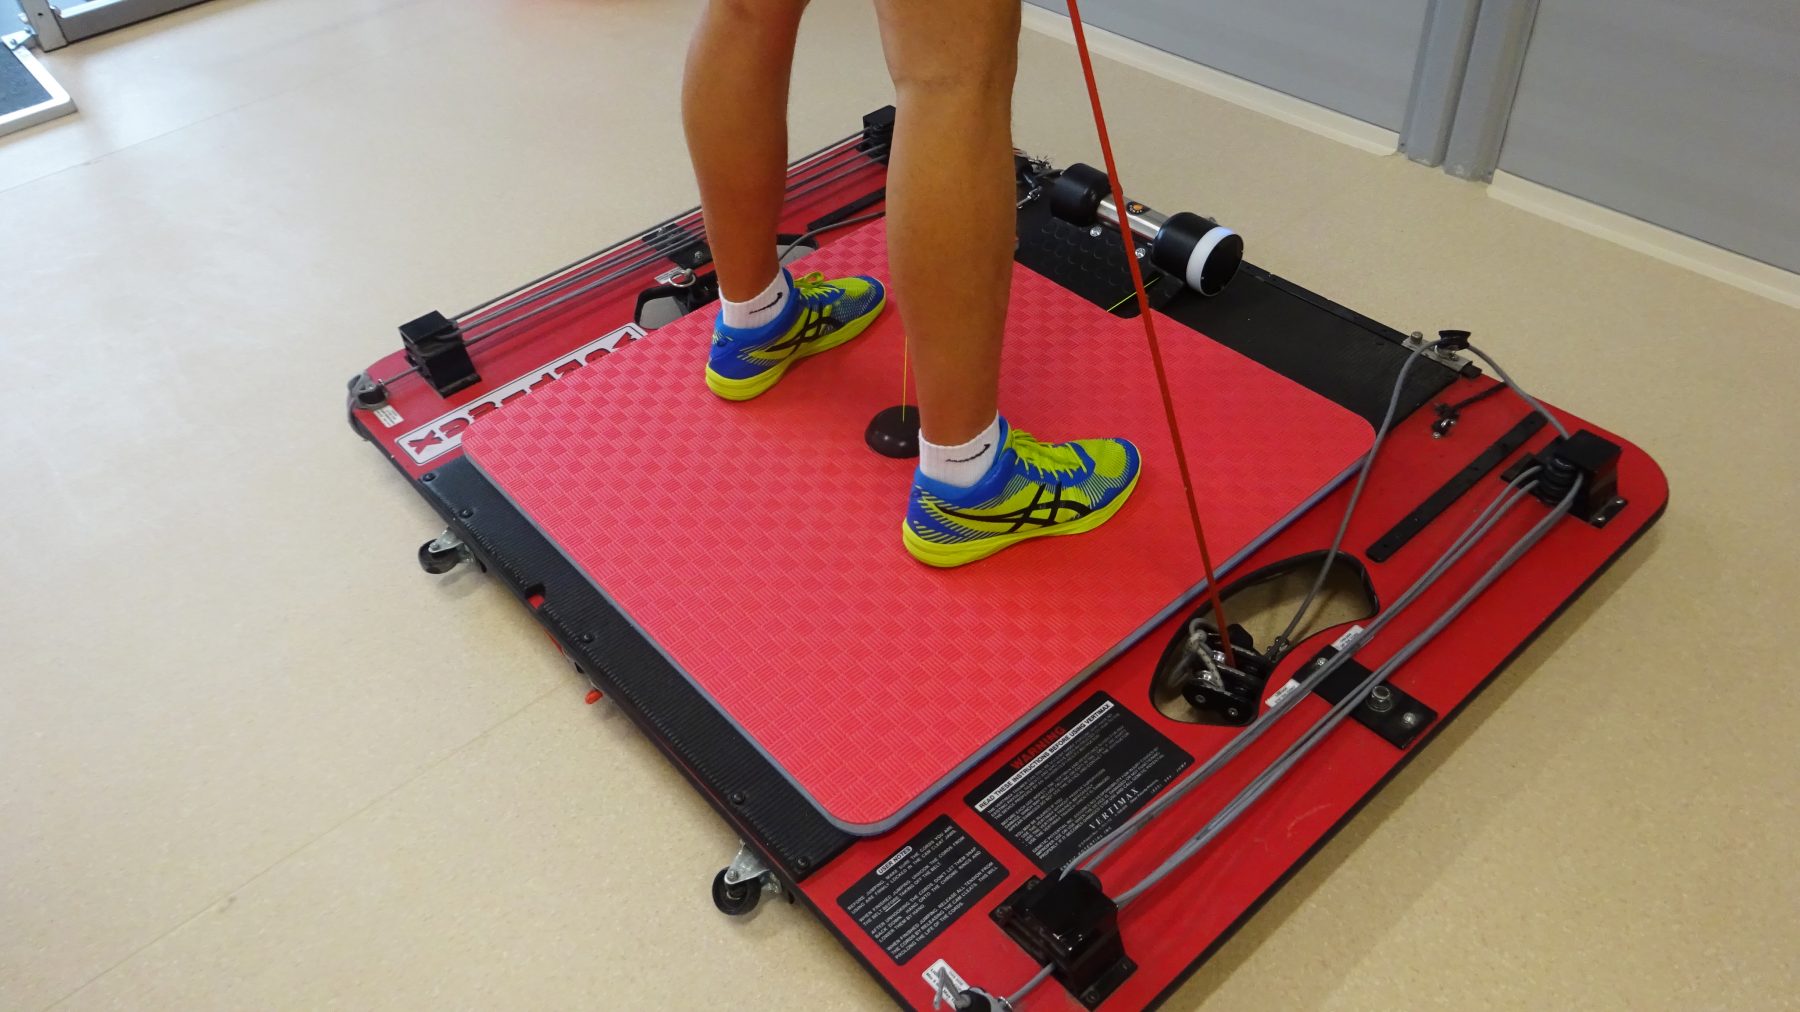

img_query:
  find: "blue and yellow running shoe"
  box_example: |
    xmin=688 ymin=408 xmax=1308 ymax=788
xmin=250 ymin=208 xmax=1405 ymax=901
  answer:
xmin=904 ymin=420 xmax=1143 ymax=567
xmin=705 ymin=269 xmax=887 ymax=400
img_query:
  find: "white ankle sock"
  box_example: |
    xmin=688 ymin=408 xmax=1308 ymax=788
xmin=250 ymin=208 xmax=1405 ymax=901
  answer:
xmin=720 ymin=271 xmax=791 ymax=330
xmin=920 ymin=415 xmax=1002 ymax=488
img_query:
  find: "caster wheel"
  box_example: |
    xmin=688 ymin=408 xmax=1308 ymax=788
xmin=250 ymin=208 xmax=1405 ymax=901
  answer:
xmin=712 ymin=868 xmax=762 ymax=917
xmin=418 ymin=539 xmax=462 ymax=575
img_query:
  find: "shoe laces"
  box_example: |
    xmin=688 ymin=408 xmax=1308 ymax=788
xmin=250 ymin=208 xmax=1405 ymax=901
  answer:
xmin=1008 ymin=430 xmax=1084 ymax=481
xmin=792 ymin=271 xmax=841 ymax=306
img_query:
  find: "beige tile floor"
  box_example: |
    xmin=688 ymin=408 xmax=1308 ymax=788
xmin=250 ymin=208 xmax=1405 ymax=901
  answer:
xmin=2 ymin=1 xmax=1795 ymax=1009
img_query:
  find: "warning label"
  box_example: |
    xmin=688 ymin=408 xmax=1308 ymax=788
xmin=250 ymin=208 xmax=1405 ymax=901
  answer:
xmin=836 ymin=816 xmax=1007 ymax=965
xmin=966 ymin=692 xmax=1191 ymax=872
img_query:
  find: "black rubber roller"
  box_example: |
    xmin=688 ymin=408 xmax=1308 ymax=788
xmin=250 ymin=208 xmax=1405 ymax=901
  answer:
xmin=1049 ymin=163 xmax=1110 ymax=226
xmin=1153 ymin=211 xmax=1243 ymax=297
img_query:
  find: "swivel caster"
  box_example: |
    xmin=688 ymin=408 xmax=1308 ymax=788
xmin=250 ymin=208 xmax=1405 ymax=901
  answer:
xmin=711 ymin=842 xmax=778 ymax=918
xmin=711 ymin=868 xmax=762 ymax=917
xmin=418 ymin=530 xmax=475 ymax=575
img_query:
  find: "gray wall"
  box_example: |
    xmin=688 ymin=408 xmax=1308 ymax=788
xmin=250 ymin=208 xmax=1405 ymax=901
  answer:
xmin=1027 ymin=0 xmax=1432 ymax=130
xmin=1500 ymin=0 xmax=1800 ymax=273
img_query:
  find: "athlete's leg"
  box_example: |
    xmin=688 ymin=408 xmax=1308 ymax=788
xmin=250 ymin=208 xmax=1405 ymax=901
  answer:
xmin=873 ymin=2 xmax=1143 ymax=566
xmin=682 ymin=0 xmax=810 ymax=303
xmin=870 ymin=0 xmax=1019 ymax=447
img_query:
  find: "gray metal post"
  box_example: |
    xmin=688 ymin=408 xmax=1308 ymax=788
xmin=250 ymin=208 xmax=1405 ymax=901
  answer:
xmin=15 ymin=0 xmax=68 ymax=50
xmin=1442 ymin=0 xmax=1543 ymax=180
xmin=1398 ymin=0 xmax=1485 ymax=167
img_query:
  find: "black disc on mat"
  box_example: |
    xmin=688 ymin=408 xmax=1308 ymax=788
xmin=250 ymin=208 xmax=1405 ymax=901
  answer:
xmin=865 ymin=404 xmax=921 ymax=459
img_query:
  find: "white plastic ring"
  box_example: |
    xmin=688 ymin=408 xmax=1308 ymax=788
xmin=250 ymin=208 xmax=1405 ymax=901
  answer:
xmin=1185 ymin=226 xmax=1238 ymax=295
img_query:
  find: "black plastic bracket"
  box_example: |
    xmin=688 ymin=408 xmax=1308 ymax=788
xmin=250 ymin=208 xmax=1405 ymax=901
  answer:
xmin=993 ymin=872 xmax=1135 ymax=1009
xmin=1502 ymin=429 xmax=1628 ymax=528
xmin=1435 ymin=328 xmax=1473 ymax=352
xmin=398 ymin=311 xmax=480 ymax=397
xmin=1302 ymin=646 xmax=1437 ymax=750
xmin=859 ymin=105 xmax=896 ymax=164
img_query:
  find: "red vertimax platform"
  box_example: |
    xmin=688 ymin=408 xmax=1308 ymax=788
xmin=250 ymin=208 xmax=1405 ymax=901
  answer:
xmin=461 ymin=220 xmax=1374 ymax=831
xmin=347 ymin=111 xmax=1667 ymax=1011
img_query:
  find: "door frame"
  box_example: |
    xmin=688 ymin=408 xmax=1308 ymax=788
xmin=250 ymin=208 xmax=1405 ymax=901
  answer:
xmin=16 ymin=0 xmax=210 ymax=51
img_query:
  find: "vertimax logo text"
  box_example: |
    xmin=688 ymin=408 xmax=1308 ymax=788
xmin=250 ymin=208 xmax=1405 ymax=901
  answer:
xmin=398 ymin=324 xmax=644 ymax=464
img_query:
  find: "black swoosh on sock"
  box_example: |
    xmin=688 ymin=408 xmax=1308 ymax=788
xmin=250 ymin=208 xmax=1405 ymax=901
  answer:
xmin=751 ymin=288 xmax=786 ymax=314
xmin=947 ymin=443 xmax=992 ymax=464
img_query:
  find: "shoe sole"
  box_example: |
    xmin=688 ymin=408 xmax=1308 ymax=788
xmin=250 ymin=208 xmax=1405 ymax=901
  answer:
xmin=902 ymin=468 xmax=1143 ymax=568
xmin=704 ymin=295 xmax=888 ymax=401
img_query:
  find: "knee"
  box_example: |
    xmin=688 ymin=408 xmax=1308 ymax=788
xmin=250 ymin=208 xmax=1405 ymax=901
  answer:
xmin=709 ymin=0 xmax=809 ymax=26
xmin=892 ymin=58 xmax=1022 ymax=97
xmin=883 ymin=5 xmax=1019 ymax=99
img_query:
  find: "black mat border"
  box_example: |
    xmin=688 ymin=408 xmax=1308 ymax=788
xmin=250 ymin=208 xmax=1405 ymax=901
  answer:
xmin=420 ymin=457 xmax=856 ymax=877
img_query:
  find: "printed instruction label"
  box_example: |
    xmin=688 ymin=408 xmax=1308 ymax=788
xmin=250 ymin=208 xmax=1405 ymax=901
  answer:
xmin=371 ymin=405 xmax=404 ymax=428
xmin=1266 ymin=624 xmax=1366 ymax=710
xmin=965 ymin=692 xmax=1192 ymax=872
xmin=836 ymin=815 xmax=1007 ymax=965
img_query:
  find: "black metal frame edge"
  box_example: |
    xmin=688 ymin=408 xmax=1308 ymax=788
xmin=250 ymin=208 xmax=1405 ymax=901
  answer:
xmin=1242 ymin=264 xmax=1418 ymax=350
xmin=415 ymin=458 xmax=855 ymax=878
xmin=350 ymin=421 xmax=851 ymax=880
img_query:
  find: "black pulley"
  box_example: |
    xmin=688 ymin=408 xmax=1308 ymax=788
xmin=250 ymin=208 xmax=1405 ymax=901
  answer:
xmin=1152 ymin=211 xmax=1244 ymax=297
xmin=1049 ymin=163 xmax=1112 ymax=226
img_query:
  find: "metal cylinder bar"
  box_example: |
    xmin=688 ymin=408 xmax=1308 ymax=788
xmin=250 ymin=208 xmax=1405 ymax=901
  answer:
xmin=1098 ymin=196 xmax=1168 ymax=243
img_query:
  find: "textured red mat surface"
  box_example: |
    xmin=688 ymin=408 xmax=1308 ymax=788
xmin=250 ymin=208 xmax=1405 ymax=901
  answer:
xmin=464 ymin=221 xmax=1372 ymax=830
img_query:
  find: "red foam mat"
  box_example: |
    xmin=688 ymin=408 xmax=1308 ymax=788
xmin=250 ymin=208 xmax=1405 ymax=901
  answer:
xmin=462 ymin=222 xmax=1372 ymax=831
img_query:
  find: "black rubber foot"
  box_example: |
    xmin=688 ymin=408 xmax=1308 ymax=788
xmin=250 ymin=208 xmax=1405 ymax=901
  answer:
xmin=711 ymin=869 xmax=762 ymax=917
xmin=865 ymin=404 xmax=921 ymax=459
